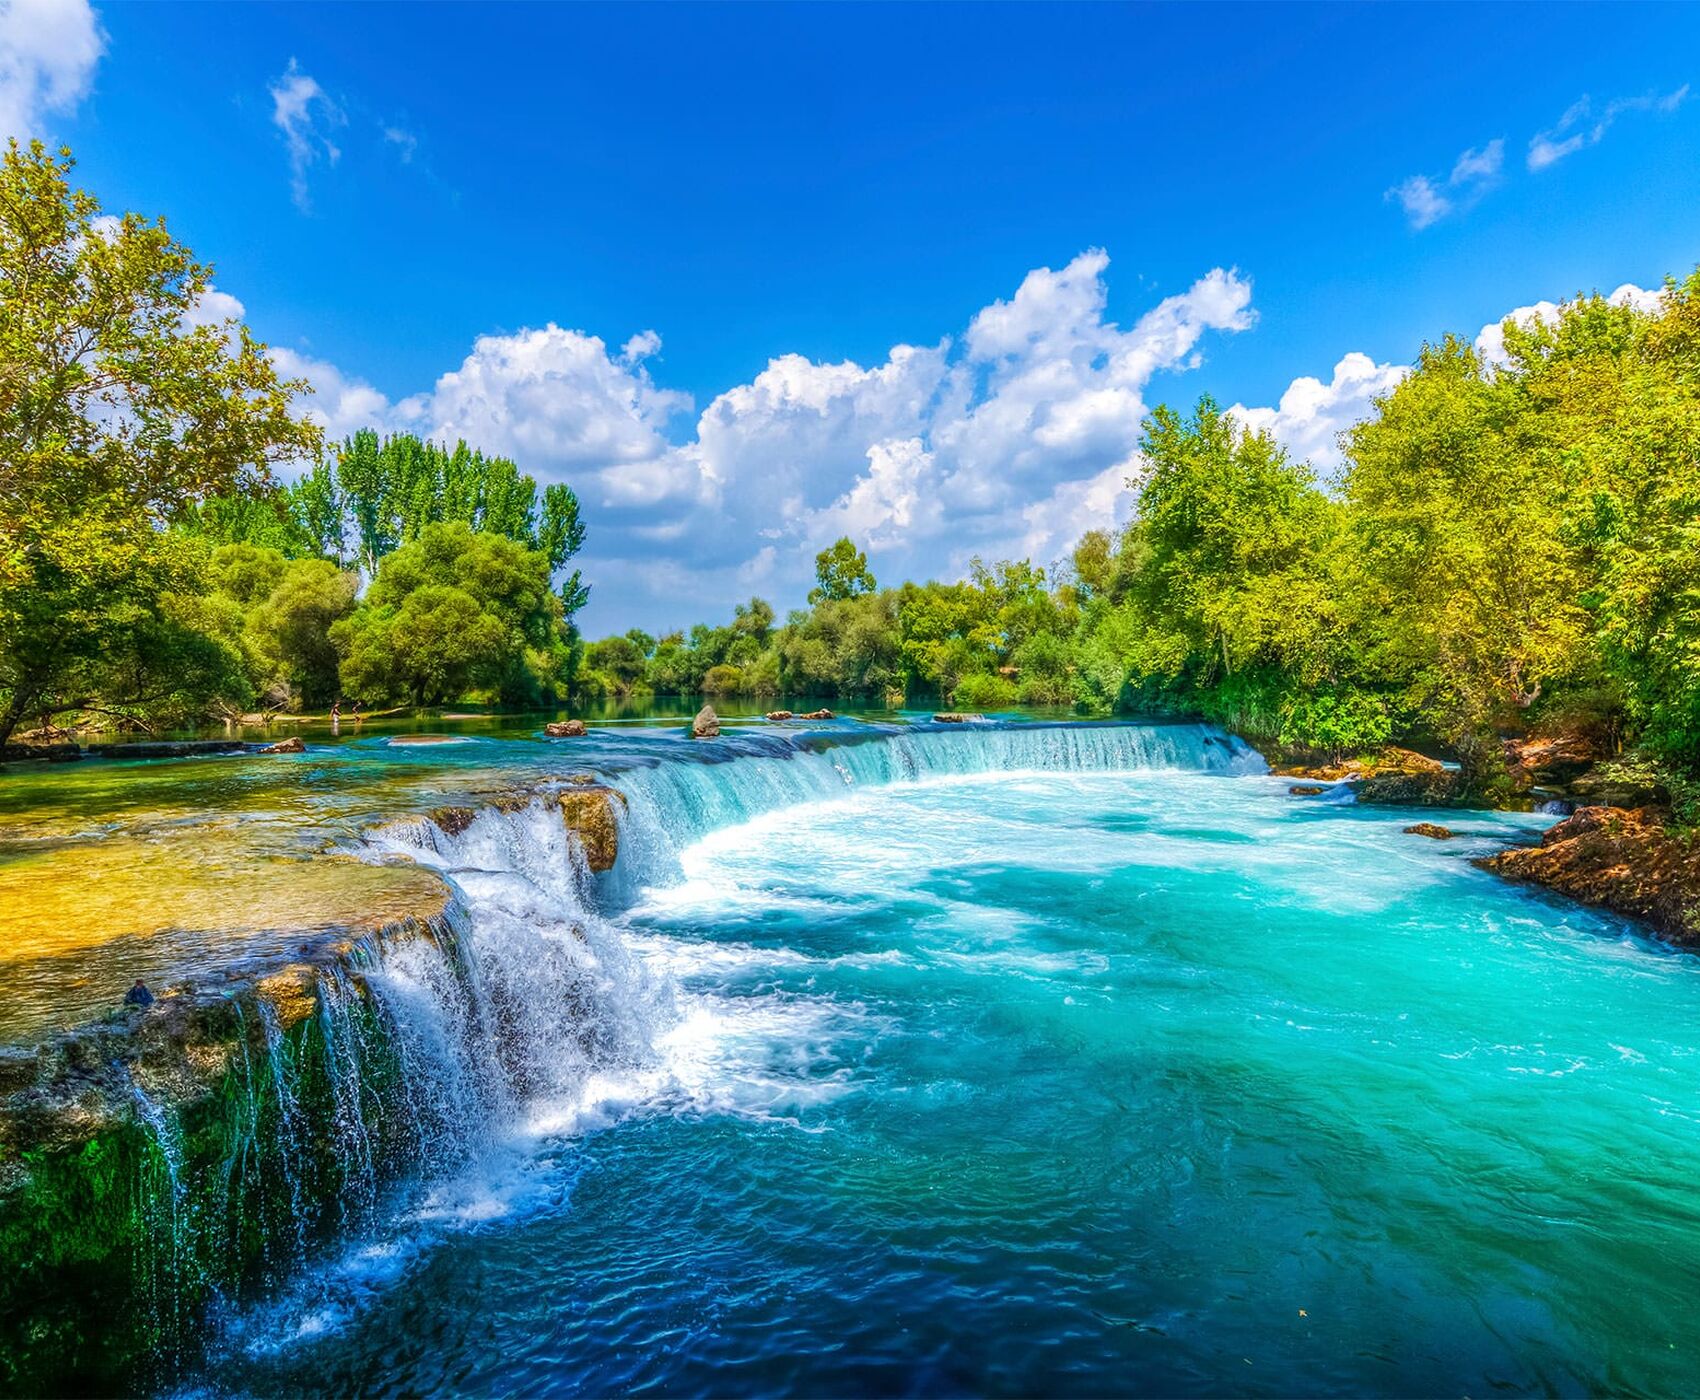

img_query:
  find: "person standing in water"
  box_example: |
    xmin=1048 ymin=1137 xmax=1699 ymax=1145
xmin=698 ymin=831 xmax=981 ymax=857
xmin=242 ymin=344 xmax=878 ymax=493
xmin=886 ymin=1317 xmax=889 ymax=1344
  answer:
xmin=330 ymin=699 xmax=341 ymax=735
xmin=124 ymin=979 xmax=153 ymax=1009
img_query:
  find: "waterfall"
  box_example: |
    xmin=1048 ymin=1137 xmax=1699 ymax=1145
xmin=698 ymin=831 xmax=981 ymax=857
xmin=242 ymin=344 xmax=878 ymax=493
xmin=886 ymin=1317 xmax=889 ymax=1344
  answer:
xmin=95 ymin=720 xmax=1262 ymax=1380
xmin=605 ymin=720 xmax=1263 ymax=892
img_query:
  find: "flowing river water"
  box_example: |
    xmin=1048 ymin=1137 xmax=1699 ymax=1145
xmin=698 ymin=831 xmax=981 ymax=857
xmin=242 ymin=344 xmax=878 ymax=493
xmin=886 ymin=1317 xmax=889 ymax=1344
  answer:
xmin=7 ymin=716 xmax=1700 ymax=1394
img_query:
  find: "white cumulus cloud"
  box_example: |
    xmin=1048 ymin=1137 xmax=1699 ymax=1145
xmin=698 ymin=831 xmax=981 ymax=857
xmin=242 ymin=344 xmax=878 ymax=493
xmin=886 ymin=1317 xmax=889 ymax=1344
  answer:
xmin=1229 ymin=352 xmax=1408 ymax=483
xmin=0 ymin=0 xmax=103 ymax=141
xmin=1473 ymin=282 xmax=1665 ymax=365
xmin=268 ymin=251 xmax=1259 ymax=627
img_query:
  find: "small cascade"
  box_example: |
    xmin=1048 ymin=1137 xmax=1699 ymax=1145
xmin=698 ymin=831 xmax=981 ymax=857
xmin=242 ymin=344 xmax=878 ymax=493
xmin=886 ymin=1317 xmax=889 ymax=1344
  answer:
xmin=608 ymin=720 xmax=1263 ymax=890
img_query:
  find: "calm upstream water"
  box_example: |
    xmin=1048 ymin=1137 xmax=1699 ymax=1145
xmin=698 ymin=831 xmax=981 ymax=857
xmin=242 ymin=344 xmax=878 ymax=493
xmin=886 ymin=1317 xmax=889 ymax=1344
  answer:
xmin=153 ymin=719 xmax=1700 ymax=1397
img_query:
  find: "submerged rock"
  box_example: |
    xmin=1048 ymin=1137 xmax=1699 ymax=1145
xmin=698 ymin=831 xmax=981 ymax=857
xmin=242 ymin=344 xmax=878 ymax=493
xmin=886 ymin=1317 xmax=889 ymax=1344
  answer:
xmin=544 ymin=719 xmax=587 ymax=737
xmin=1404 ymin=822 xmax=1455 ymax=840
xmin=557 ymin=784 xmax=626 ymax=871
xmin=1481 ymin=806 xmax=1700 ymax=946
xmin=259 ymin=736 xmax=305 ymax=754
xmin=1288 ymin=784 xmax=1328 ymax=797
xmin=85 ymin=740 xmax=247 ymax=760
xmin=692 ymin=705 xmax=720 ymax=739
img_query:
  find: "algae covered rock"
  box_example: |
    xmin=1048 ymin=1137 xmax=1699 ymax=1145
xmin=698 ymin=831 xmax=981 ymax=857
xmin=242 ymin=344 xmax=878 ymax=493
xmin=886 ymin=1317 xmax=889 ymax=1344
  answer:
xmin=557 ymin=784 xmax=626 ymax=871
xmin=1289 ymin=784 xmax=1328 ymax=797
xmin=933 ymin=712 xmax=980 ymax=724
xmin=1404 ymin=822 xmax=1455 ymax=839
xmin=692 ymin=705 xmax=720 ymax=739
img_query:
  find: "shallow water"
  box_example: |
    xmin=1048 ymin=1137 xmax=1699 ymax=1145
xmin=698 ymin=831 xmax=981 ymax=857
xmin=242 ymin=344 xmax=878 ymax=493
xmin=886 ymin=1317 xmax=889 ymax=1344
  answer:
xmin=188 ymin=748 xmax=1700 ymax=1397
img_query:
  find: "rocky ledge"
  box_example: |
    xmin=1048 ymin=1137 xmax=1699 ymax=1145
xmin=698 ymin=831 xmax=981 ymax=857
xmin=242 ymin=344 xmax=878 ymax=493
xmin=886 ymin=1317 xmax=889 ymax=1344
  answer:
xmin=1270 ymin=745 xmax=1468 ymax=805
xmin=0 ymin=889 xmax=457 ymax=1393
xmin=412 ymin=775 xmax=627 ymax=873
xmin=1480 ymin=806 xmax=1700 ymax=947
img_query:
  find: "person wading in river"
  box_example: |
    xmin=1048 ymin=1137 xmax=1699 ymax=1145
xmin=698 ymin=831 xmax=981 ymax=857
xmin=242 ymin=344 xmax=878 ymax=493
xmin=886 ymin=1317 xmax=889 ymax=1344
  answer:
xmin=124 ymin=979 xmax=153 ymax=1009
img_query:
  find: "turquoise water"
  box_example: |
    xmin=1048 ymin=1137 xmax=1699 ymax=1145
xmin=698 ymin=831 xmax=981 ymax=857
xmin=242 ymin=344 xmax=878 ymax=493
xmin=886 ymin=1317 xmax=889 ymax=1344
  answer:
xmin=192 ymin=726 xmax=1700 ymax=1396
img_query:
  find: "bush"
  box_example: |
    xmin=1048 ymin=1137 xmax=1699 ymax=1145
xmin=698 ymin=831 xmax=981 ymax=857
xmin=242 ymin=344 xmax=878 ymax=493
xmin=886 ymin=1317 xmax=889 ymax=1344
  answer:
xmin=701 ymin=663 xmax=743 ymax=695
xmin=952 ymin=671 xmax=1018 ymax=709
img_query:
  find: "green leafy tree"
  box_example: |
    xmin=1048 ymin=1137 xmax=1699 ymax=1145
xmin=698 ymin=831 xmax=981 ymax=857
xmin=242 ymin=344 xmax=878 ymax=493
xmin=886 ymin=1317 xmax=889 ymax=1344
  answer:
xmin=809 ymin=537 xmax=877 ymax=604
xmin=332 ymin=522 xmax=569 ymax=705
xmin=0 ymin=141 xmax=318 ymax=742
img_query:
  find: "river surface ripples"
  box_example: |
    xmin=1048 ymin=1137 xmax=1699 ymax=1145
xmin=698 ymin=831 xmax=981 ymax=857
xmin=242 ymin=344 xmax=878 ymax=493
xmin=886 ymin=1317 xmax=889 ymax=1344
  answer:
xmin=192 ymin=744 xmax=1700 ymax=1396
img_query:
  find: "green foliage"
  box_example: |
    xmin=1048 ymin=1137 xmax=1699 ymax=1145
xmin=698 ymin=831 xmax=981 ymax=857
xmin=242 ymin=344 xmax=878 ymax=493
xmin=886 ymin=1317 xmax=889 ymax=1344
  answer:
xmin=331 ymin=522 xmax=570 ymax=706
xmin=0 ymin=141 xmax=319 ymax=742
xmin=809 ymin=536 xmax=877 ymax=604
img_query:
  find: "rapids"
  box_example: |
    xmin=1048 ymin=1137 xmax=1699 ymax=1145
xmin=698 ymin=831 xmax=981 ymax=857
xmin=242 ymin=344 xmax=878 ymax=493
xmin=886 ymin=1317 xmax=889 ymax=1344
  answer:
xmin=159 ymin=718 xmax=1700 ymax=1396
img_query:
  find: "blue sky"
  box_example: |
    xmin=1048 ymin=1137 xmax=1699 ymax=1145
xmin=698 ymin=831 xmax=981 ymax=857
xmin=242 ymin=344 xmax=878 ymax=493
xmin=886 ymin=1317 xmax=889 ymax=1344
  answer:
xmin=7 ymin=1 xmax=1698 ymax=631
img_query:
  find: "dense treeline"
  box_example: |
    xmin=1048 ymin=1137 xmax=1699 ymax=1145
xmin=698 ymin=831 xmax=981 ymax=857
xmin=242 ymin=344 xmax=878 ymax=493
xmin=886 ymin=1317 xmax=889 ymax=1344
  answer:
xmin=4 ymin=137 xmax=1697 ymax=806
xmin=583 ymin=275 xmax=1700 ymax=798
xmin=0 ymin=142 xmax=586 ymax=742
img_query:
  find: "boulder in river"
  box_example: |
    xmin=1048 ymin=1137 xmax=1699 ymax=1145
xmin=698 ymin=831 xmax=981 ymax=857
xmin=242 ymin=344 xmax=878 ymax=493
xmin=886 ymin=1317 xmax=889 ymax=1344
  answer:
xmin=1403 ymin=822 xmax=1455 ymax=839
xmin=933 ymin=712 xmax=980 ymax=724
xmin=692 ymin=705 xmax=720 ymax=739
xmin=557 ymin=784 xmax=626 ymax=871
xmin=259 ymin=736 xmax=306 ymax=754
xmin=1289 ymin=784 xmax=1328 ymax=797
xmin=544 ymin=720 xmax=588 ymax=737
xmin=800 ymin=708 xmax=833 ymax=720
xmin=765 ymin=710 xmax=794 ymax=721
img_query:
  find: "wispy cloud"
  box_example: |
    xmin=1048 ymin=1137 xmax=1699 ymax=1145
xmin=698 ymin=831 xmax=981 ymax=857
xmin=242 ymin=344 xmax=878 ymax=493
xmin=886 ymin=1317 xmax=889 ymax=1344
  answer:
xmin=382 ymin=124 xmax=418 ymax=164
xmin=1528 ymin=84 xmax=1690 ymax=171
xmin=1387 ymin=138 xmax=1504 ymax=230
xmin=269 ymin=59 xmax=344 ymax=211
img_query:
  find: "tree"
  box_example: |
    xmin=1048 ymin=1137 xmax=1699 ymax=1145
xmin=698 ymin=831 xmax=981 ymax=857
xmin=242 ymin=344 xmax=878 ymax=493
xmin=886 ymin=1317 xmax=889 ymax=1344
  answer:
xmin=332 ymin=522 xmax=569 ymax=706
xmin=809 ymin=537 xmax=876 ymax=604
xmin=248 ymin=559 xmax=359 ymax=705
xmin=0 ymin=141 xmax=318 ymax=743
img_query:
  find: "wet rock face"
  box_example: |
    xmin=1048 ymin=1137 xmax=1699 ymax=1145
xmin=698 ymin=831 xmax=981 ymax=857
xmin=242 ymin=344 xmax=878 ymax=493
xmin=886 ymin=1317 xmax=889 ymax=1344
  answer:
xmin=1503 ymin=733 xmax=1597 ymax=791
xmin=1483 ymin=805 xmax=1700 ymax=945
xmin=692 ymin=705 xmax=720 ymax=739
xmin=557 ymin=785 xmax=626 ymax=872
xmin=1404 ymin=822 xmax=1456 ymax=839
xmin=0 ymin=897 xmax=456 ymax=1393
xmin=85 ymin=740 xmax=248 ymax=760
xmin=544 ymin=720 xmax=587 ymax=737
